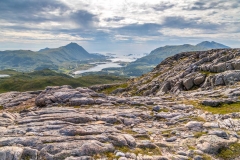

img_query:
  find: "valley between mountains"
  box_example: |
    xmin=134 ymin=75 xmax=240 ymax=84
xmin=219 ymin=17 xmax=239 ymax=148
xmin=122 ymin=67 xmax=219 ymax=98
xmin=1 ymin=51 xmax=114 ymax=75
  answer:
xmin=1 ymin=48 xmax=240 ymax=160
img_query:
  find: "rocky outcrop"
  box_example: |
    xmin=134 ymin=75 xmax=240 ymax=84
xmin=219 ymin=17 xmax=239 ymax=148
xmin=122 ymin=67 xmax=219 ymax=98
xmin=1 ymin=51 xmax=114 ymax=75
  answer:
xmin=124 ymin=49 xmax=240 ymax=96
xmin=35 ymin=85 xmax=107 ymax=107
xmin=0 ymin=91 xmax=39 ymax=108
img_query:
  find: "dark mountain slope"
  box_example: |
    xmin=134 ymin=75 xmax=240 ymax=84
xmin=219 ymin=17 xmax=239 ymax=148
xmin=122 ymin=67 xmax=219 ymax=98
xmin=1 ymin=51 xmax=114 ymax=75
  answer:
xmin=196 ymin=41 xmax=230 ymax=49
xmin=0 ymin=43 xmax=105 ymax=71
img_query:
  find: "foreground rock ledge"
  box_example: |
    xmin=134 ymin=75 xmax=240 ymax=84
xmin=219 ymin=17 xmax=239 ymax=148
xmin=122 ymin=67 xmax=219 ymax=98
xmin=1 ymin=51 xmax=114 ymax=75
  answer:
xmin=1 ymin=84 xmax=240 ymax=159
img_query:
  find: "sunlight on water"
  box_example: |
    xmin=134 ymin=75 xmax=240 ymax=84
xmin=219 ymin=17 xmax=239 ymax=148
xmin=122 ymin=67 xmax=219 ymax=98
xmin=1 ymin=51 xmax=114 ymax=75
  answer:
xmin=73 ymin=62 xmax=122 ymax=74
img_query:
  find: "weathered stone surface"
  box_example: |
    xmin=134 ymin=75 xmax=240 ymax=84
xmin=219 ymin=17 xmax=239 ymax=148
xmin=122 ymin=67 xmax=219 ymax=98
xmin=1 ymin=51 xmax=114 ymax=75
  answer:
xmin=152 ymin=105 xmax=161 ymax=112
xmin=208 ymin=130 xmax=229 ymax=139
xmin=197 ymin=135 xmax=237 ymax=154
xmin=35 ymin=86 xmax=102 ymax=107
xmin=157 ymin=82 xmax=171 ymax=95
xmin=0 ymin=91 xmax=36 ymax=108
xmin=155 ymin=112 xmax=181 ymax=119
xmin=166 ymin=136 xmax=177 ymax=142
xmin=202 ymin=99 xmax=222 ymax=107
xmin=183 ymin=78 xmax=194 ymax=90
xmin=185 ymin=121 xmax=203 ymax=130
xmin=232 ymin=60 xmax=240 ymax=70
xmin=137 ymin=140 xmax=157 ymax=149
xmin=0 ymin=146 xmax=23 ymax=160
xmin=193 ymin=75 xmax=205 ymax=86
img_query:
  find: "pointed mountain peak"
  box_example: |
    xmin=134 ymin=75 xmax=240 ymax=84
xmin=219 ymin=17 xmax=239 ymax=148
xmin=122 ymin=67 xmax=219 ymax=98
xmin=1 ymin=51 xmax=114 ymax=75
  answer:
xmin=65 ymin=42 xmax=81 ymax=47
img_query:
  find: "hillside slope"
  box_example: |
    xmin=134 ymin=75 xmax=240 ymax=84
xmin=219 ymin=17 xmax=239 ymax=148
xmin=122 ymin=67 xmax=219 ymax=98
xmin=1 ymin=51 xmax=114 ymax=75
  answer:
xmin=122 ymin=48 xmax=240 ymax=96
xmin=0 ymin=69 xmax=126 ymax=93
xmin=120 ymin=41 xmax=230 ymax=76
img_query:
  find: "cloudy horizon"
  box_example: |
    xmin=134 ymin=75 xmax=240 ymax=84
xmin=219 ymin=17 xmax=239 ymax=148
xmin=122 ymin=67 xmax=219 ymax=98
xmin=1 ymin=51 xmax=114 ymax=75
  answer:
xmin=0 ymin=0 xmax=239 ymax=54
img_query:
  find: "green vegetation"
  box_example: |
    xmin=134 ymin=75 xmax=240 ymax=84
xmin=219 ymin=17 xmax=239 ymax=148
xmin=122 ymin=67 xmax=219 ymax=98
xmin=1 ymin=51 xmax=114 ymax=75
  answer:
xmin=187 ymin=145 xmax=196 ymax=150
xmin=209 ymin=102 xmax=240 ymax=114
xmin=22 ymin=155 xmax=31 ymax=160
xmin=185 ymin=100 xmax=240 ymax=114
xmin=190 ymin=116 xmax=206 ymax=122
xmin=199 ymin=71 xmax=216 ymax=76
xmin=122 ymin=129 xmax=137 ymax=135
xmin=158 ymin=108 xmax=169 ymax=112
xmin=217 ymin=143 xmax=240 ymax=159
xmin=0 ymin=69 xmax=127 ymax=93
xmin=194 ymin=131 xmax=206 ymax=138
xmin=116 ymin=146 xmax=162 ymax=156
xmin=202 ymin=154 xmax=212 ymax=160
xmin=102 ymin=83 xmax=128 ymax=94
xmin=161 ymin=130 xmax=175 ymax=138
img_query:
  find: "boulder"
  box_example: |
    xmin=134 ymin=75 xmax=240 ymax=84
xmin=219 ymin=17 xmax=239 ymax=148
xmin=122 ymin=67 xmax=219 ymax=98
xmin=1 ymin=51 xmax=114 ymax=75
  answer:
xmin=231 ymin=60 xmax=240 ymax=70
xmin=211 ymin=63 xmax=226 ymax=73
xmin=183 ymin=78 xmax=194 ymax=90
xmin=214 ymin=75 xmax=225 ymax=86
xmin=152 ymin=105 xmax=161 ymax=112
xmin=193 ymin=75 xmax=205 ymax=86
xmin=185 ymin=121 xmax=203 ymax=130
xmin=0 ymin=146 xmax=23 ymax=160
xmin=208 ymin=130 xmax=229 ymax=139
xmin=202 ymin=99 xmax=222 ymax=107
xmin=197 ymin=135 xmax=237 ymax=154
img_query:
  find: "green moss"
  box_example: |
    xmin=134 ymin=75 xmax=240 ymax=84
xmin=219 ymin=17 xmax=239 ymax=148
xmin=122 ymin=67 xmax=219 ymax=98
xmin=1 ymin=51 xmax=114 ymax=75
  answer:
xmin=185 ymin=100 xmax=240 ymax=114
xmin=123 ymin=129 xmax=137 ymax=135
xmin=161 ymin=130 xmax=175 ymax=138
xmin=190 ymin=116 xmax=206 ymax=122
xmin=0 ymin=106 xmax=3 ymax=110
xmin=105 ymin=152 xmax=118 ymax=159
xmin=158 ymin=108 xmax=169 ymax=112
xmin=135 ymin=135 xmax=150 ymax=140
xmin=116 ymin=146 xmax=131 ymax=153
xmin=187 ymin=145 xmax=196 ymax=150
xmin=102 ymin=83 xmax=128 ymax=94
xmin=22 ymin=155 xmax=31 ymax=160
xmin=7 ymin=105 xmax=33 ymax=113
xmin=202 ymin=154 xmax=212 ymax=160
xmin=199 ymin=71 xmax=212 ymax=76
xmin=217 ymin=143 xmax=240 ymax=159
xmin=133 ymin=148 xmax=162 ymax=156
xmin=193 ymin=132 xmax=206 ymax=138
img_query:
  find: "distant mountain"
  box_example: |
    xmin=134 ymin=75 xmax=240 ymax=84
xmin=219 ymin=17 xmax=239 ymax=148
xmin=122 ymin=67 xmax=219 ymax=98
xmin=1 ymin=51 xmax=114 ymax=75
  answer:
xmin=196 ymin=41 xmax=230 ymax=49
xmin=38 ymin=47 xmax=50 ymax=52
xmin=119 ymin=41 xmax=230 ymax=76
xmin=39 ymin=42 xmax=105 ymax=63
xmin=0 ymin=43 xmax=106 ymax=72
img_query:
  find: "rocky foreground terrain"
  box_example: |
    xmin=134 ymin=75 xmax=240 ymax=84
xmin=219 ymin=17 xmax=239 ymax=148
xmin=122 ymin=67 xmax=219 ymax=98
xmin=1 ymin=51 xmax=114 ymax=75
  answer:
xmin=1 ymin=49 xmax=240 ymax=160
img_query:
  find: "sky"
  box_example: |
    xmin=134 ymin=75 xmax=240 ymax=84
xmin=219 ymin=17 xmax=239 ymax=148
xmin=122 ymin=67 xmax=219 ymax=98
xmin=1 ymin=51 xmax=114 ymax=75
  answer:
xmin=0 ymin=0 xmax=239 ymax=55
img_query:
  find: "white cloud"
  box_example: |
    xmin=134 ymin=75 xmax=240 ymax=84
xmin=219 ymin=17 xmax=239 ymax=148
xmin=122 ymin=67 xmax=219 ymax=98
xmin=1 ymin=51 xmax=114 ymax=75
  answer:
xmin=0 ymin=0 xmax=239 ymax=51
xmin=0 ymin=30 xmax=93 ymax=42
xmin=159 ymin=28 xmax=240 ymax=40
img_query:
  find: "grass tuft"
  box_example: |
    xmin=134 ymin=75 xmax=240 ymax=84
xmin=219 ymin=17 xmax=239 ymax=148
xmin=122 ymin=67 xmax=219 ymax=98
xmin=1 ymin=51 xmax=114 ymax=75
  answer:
xmin=185 ymin=100 xmax=240 ymax=114
xmin=217 ymin=143 xmax=240 ymax=159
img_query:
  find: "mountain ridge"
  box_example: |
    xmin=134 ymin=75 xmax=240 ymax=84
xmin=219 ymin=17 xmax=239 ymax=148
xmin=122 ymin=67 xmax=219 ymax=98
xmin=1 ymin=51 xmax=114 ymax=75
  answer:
xmin=0 ymin=43 xmax=106 ymax=72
